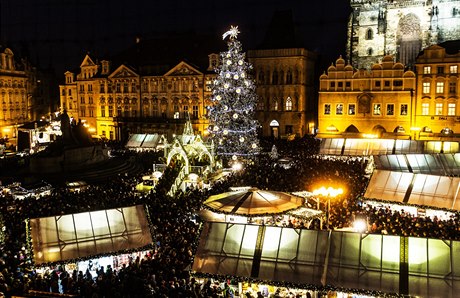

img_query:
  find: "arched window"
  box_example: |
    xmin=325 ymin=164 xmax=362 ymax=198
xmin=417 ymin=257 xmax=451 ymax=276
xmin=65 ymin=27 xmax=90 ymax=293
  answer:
xmin=279 ymin=70 xmax=284 ymax=85
xmin=285 ymin=97 xmax=293 ymax=111
xmin=286 ymin=70 xmax=292 ymax=84
xmin=258 ymin=71 xmax=265 ymax=84
xmin=366 ymin=28 xmax=373 ymax=40
xmin=367 ymin=48 xmax=373 ymax=56
xmin=273 ymin=99 xmax=279 ymax=111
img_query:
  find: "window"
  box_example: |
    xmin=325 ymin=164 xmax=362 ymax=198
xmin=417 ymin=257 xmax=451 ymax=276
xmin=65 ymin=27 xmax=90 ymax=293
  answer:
xmin=400 ymin=104 xmax=408 ymax=115
xmin=436 ymin=82 xmax=444 ymax=93
xmin=205 ymin=80 xmax=212 ymax=91
xmin=80 ymin=85 xmax=84 ymax=92
xmin=192 ymin=105 xmax=199 ymax=118
xmin=449 ymin=82 xmax=457 ymax=93
xmin=107 ymin=83 xmax=112 ymax=93
xmin=116 ymin=83 xmax=121 ymax=93
xmin=101 ymin=106 xmax=105 ymax=117
xmin=330 ymin=82 xmax=335 ymax=88
xmin=393 ymin=80 xmax=403 ymax=87
xmin=123 ymin=83 xmax=128 ymax=93
xmin=80 ymin=107 xmax=86 ymax=117
xmin=423 ymin=66 xmax=431 ymax=74
xmin=423 ymin=82 xmax=430 ymax=93
xmin=336 ymin=104 xmax=343 ymax=115
xmin=345 ymin=82 xmax=351 ymax=88
xmin=366 ymin=28 xmax=373 ymax=40
xmin=183 ymin=105 xmax=189 ymax=118
xmin=88 ymin=84 xmax=93 ymax=92
xmin=367 ymin=48 xmax=373 ymax=56
xmin=61 ymin=89 xmax=66 ymax=96
xmin=324 ymin=104 xmax=331 ymax=115
xmin=435 ymin=103 xmax=443 ymax=115
xmin=338 ymin=82 xmax=343 ymax=88
xmin=286 ymin=70 xmax=292 ymax=84
xmin=272 ymin=71 xmax=278 ymax=85
xmin=437 ymin=66 xmax=444 ymax=74
xmin=375 ymin=81 xmax=381 ymax=87
xmin=89 ymin=108 xmax=94 ymax=117
xmin=89 ymin=97 xmax=93 ymax=104
xmin=448 ymin=103 xmax=456 ymax=116
xmin=348 ymin=104 xmax=356 ymax=115
xmin=117 ymin=107 xmax=122 ymax=116
xmin=386 ymin=104 xmax=394 ymax=115
xmin=101 ymin=130 xmax=106 ymax=138
xmin=373 ymin=103 xmax=381 ymax=115
xmin=100 ymin=83 xmax=105 ymax=93
xmin=80 ymin=97 xmax=85 ymax=104
xmin=68 ymin=89 xmax=72 ymax=96
xmin=108 ymin=106 xmax=113 ymax=117
xmin=384 ymin=81 xmax=390 ymax=87
xmin=285 ymin=97 xmax=293 ymax=111
xmin=131 ymin=82 xmax=136 ymax=93
xmin=422 ymin=103 xmax=429 ymax=115
xmin=273 ymin=100 xmax=278 ymax=111
xmin=109 ymin=131 xmax=114 ymax=140
xmin=450 ymin=65 xmax=458 ymax=74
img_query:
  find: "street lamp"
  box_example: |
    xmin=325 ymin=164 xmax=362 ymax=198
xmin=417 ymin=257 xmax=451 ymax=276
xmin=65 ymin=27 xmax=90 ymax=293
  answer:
xmin=312 ymin=186 xmax=343 ymax=230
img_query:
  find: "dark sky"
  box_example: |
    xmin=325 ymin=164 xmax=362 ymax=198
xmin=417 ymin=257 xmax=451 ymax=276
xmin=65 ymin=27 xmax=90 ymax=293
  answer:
xmin=0 ymin=0 xmax=351 ymax=75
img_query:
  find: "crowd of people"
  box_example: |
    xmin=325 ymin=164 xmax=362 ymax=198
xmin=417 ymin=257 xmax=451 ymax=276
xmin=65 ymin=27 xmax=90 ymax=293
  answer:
xmin=0 ymin=136 xmax=458 ymax=297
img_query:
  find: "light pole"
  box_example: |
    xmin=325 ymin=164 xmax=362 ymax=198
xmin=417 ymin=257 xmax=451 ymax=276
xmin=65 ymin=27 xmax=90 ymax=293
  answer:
xmin=312 ymin=186 xmax=343 ymax=230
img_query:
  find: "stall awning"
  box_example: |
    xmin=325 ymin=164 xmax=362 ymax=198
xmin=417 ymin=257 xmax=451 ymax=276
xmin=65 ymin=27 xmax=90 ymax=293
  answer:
xmin=126 ymin=134 xmax=146 ymax=148
xmin=192 ymin=222 xmax=460 ymax=297
xmin=364 ymin=169 xmax=460 ymax=211
xmin=30 ymin=205 xmax=152 ymax=264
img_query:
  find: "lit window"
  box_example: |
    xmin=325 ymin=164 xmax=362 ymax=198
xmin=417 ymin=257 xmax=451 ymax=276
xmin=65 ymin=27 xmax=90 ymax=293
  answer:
xmin=448 ymin=103 xmax=456 ymax=116
xmin=400 ymin=104 xmax=408 ymax=115
xmin=423 ymin=82 xmax=430 ymax=93
xmin=183 ymin=105 xmax=189 ymax=118
xmin=422 ymin=103 xmax=429 ymax=115
xmin=273 ymin=100 xmax=278 ymax=111
xmin=336 ymin=104 xmax=343 ymax=115
xmin=285 ymin=97 xmax=293 ymax=111
xmin=436 ymin=82 xmax=444 ymax=93
xmin=450 ymin=65 xmax=458 ymax=74
xmin=205 ymin=80 xmax=212 ymax=91
xmin=348 ymin=104 xmax=356 ymax=115
xmin=386 ymin=104 xmax=394 ymax=115
xmin=435 ymin=103 xmax=443 ymax=115
xmin=324 ymin=104 xmax=331 ymax=115
xmin=192 ymin=105 xmax=199 ymax=118
xmin=423 ymin=66 xmax=431 ymax=74
xmin=373 ymin=103 xmax=381 ymax=115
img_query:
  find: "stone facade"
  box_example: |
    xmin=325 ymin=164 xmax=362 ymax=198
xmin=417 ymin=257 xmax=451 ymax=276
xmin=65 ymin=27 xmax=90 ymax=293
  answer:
xmin=247 ymin=48 xmax=317 ymax=138
xmin=318 ymin=56 xmax=416 ymax=137
xmin=347 ymin=0 xmax=460 ymax=69
xmin=414 ymin=43 xmax=460 ymax=137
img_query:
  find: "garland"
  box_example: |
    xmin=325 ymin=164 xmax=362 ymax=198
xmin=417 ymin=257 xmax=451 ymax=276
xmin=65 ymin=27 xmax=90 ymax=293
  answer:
xmin=360 ymin=196 xmax=460 ymax=215
xmin=190 ymin=272 xmax=406 ymax=297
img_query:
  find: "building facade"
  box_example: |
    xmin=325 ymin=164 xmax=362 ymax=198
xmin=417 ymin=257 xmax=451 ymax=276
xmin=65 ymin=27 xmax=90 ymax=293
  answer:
xmin=248 ymin=48 xmax=317 ymax=138
xmin=318 ymin=55 xmax=416 ymax=137
xmin=347 ymin=0 xmax=460 ymax=69
xmin=414 ymin=43 xmax=460 ymax=138
xmin=60 ymin=54 xmax=217 ymax=141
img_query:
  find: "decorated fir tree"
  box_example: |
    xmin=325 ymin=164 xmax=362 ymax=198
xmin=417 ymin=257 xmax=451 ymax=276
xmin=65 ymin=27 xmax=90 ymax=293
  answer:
xmin=208 ymin=26 xmax=260 ymax=163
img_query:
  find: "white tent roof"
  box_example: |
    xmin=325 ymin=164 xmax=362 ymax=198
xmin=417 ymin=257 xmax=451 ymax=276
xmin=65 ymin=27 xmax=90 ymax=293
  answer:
xmin=141 ymin=134 xmax=160 ymax=148
xmin=126 ymin=134 xmax=146 ymax=148
xmin=30 ymin=205 xmax=152 ymax=264
xmin=192 ymin=222 xmax=460 ymax=297
xmin=364 ymin=169 xmax=460 ymax=211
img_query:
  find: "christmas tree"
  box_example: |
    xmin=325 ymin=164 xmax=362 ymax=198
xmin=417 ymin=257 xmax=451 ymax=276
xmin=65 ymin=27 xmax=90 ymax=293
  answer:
xmin=208 ymin=26 xmax=260 ymax=163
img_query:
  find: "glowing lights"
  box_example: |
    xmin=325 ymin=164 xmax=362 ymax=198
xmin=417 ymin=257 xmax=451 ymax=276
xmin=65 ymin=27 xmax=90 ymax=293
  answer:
xmin=233 ymin=74 xmax=239 ymax=80
xmin=216 ymin=95 xmax=222 ymax=101
xmin=236 ymin=88 xmax=241 ymax=94
xmin=312 ymin=186 xmax=343 ymax=197
xmin=362 ymin=133 xmax=378 ymax=139
xmin=232 ymin=155 xmax=238 ymax=160
xmin=353 ymin=219 xmax=367 ymax=233
xmin=226 ymin=60 xmax=232 ymax=65
xmin=251 ymin=143 xmax=257 ymax=149
xmin=239 ymin=137 xmax=245 ymax=142
xmin=233 ymin=113 xmax=239 ymax=119
xmin=231 ymin=162 xmax=243 ymax=171
xmin=238 ymin=60 xmax=243 ymax=65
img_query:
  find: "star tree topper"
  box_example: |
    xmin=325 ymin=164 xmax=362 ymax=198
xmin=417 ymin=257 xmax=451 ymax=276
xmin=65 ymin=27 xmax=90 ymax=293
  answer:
xmin=222 ymin=26 xmax=240 ymax=40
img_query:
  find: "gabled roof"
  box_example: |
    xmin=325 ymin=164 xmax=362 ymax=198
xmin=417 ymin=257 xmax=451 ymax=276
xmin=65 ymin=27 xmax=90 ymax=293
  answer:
xmin=108 ymin=64 xmax=139 ymax=79
xmin=164 ymin=61 xmax=203 ymax=76
xmin=79 ymin=54 xmax=97 ymax=68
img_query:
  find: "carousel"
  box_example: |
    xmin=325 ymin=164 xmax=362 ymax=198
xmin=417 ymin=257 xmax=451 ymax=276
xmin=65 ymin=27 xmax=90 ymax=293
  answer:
xmin=199 ymin=186 xmax=322 ymax=226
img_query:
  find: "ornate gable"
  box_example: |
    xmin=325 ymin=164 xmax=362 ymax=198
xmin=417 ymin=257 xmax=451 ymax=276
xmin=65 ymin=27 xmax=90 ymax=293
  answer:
xmin=109 ymin=65 xmax=139 ymax=79
xmin=165 ymin=61 xmax=203 ymax=76
xmin=80 ymin=54 xmax=96 ymax=67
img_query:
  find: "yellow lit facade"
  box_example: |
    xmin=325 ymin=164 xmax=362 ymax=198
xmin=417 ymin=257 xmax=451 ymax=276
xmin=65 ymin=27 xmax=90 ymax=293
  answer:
xmin=0 ymin=47 xmax=30 ymax=138
xmin=414 ymin=44 xmax=460 ymax=138
xmin=60 ymin=54 xmax=217 ymax=140
xmin=318 ymin=55 xmax=416 ymax=138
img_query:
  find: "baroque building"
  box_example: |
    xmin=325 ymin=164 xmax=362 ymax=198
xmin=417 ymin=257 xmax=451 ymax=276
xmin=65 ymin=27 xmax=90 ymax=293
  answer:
xmin=318 ymin=55 xmax=416 ymax=137
xmin=414 ymin=41 xmax=460 ymax=138
xmin=248 ymin=48 xmax=317 ymax=138
xmin=347 ymin=0 xmax=460 ymax=69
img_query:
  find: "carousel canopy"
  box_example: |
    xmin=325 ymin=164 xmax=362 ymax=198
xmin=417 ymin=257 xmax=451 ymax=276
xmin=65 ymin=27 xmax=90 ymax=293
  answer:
xmin=30 ymin=205 xmax=152 ymax=264
xmin=204 ymin=187 xmax=304 ymax=216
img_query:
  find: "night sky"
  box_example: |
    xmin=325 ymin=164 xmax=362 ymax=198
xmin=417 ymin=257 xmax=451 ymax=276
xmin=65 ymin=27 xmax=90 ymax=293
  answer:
xmin=0 ymin=0 xmax=351 ymax=75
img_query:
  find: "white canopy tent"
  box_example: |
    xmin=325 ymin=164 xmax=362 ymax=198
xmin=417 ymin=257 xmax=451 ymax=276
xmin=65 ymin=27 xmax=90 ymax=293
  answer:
xmin=364 ymin=170 xmax=460 ymax=211
xmin=30 ymin=205 xmax=153 ymax=264
xmin=192 ymin=222 xmax=460 ymax=297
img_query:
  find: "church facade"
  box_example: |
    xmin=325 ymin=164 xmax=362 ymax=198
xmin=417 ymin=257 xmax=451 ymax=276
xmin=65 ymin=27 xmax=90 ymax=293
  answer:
xmin=347 ymin=0 xmax=460 ymax=69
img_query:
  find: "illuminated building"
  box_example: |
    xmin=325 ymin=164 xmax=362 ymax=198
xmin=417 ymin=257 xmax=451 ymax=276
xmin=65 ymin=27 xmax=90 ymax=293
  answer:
xmin=318 ymin=55 xmax=416 ymax=137
xmin=414 ymin=41 xmax=460 ymax=138
xmin=248 ymin=48 xmax=317 ymax=138
xmin=348 ymin=0 xmax=460 ymax=69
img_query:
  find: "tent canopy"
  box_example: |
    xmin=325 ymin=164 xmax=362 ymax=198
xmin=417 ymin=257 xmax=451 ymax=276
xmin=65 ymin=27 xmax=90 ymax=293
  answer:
xmin=30 ymin=205 xmax=152 ymax=264
xmin=204 ymin=187 xmax=304 ymax=215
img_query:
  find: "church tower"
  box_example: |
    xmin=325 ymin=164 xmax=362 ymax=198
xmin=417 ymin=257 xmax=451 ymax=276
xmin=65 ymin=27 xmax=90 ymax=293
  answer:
xmin=347 ymin=0 xmax=460 ymax=69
